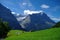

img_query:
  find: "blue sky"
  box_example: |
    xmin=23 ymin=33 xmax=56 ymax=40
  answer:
xmin=0 ymin=0 xmax=60 ymax=22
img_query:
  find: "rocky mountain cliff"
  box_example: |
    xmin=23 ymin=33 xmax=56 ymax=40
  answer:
xmin=20 ymin=12 xmax=55 ymax=31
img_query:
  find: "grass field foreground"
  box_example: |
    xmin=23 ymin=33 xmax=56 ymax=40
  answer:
xmin=5 ymin=28 xmax=60 ymax=40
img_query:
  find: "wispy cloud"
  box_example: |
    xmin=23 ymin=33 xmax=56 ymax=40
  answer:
xmin=51 ymin=17 xmax=60 ymax=21
xmin=22 ymin=2 xmax=27 ymax=6
xmin=48 ymin=14 xmax=60 ymax=22
xmin=11 ymin=12 xmax=20 ymax=16
xmin=22 ymin=2 xmax=32 ymax=6
xmin=19 ymin=0 xmax=35 ymax=10
xmin=40 ymin=4 xmax=50 ymax=9
xmin=19 ymin=0 xmax=32 ymax=8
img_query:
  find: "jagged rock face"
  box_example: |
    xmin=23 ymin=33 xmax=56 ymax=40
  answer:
xmin=20 ymin=13 xmax=55 ymax=31
xmin=0 ymin=3 xmax=22 ymax=29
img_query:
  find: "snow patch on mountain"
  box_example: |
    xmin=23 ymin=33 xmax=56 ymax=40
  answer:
xmin=17 ymin=16 xmax=26 ymax=21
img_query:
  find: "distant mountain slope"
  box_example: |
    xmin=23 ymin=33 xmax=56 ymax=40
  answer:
xmin=0 ymin=3 xmax=22 ymax=29
xmin=5 ymin=28 xmax=60 ymax=40
xmin=20 ymin=12 xmax=55 ymax=31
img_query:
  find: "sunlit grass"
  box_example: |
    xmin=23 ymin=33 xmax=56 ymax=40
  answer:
xmin=5 ymin=28 xmax=60 ymax=40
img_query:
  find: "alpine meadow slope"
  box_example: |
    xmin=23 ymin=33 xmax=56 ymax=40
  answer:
xmin=5 ymin=28 xmax=60 ymax=40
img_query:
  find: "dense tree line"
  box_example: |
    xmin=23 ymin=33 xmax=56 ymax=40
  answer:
xmin=0 ymin=18 xmax=11 ymax=38
xmin=53 ymin=22 xmax=60 ymax=28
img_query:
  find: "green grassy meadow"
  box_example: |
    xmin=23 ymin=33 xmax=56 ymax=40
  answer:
xmin=5 ymin=28 xmax=60 ymax=40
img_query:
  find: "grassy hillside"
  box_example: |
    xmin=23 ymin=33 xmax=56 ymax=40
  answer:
xmin=5 ymin=28 xmax=60 ymax=40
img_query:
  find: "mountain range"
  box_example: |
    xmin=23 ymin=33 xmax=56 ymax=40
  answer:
xmin=18 ymin=12 xmax=55 ymax=31
xmin=0 ymin=3 xmax=55 ymax=31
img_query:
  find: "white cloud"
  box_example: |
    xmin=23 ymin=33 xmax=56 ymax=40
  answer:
xmin=51 ymin=18 xmax=60 ymax=21
xmin=22 ymin=2 xmax=32 ymax=6
xmin=11 ymin=12 xmax=20 ymax=16
xmin=19 ymin=2 xmax=33 ymax=10
xmin=48 ymin=14 xmax=60 ymax=22
xmin=21 ymin=2 xmax=32 ymax=7
xmin=24 ymin=10 xmax=43 ymax=15
xmin=11 ymin=12 xmax=16 ymax=14
xmin=19 ymin=0 xmax=35 ymax=10
xmin=40 ymin=4 xmax=50 ymax=9
xmin=22 ymin=2 xmax=27 ymax=5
